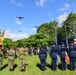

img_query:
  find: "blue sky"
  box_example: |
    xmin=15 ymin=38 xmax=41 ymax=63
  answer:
xmin=0 ymin=0 xmax=76 ymax=40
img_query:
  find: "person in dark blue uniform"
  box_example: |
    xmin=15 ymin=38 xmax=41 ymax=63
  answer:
xmin=69 ymin=41 xmax=76 ymax=70
xmin=60 ymin=42 xmax=67 ymax=70
xmin=50 ymin=42 xmax=58 ymax=71
xmin=39 ymin=45 xmax=47 ymax=71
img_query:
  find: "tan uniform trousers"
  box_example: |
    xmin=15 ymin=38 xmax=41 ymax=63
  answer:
xmin=19 ymin=55 xmax=25 ymax=70
xmin=8 ymin=56 xmax=15 ymax=70
xmin=0 ymin=57 xmax=3 ymax=69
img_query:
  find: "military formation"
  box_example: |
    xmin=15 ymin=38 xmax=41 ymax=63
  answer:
xmin=0 ymin=41 xmax=76 ymax=71
xmin=38 ymin=41 xmax=76 ymax=71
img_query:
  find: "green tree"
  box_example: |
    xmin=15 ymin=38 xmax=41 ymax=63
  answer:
xmin=37 ymin=21 xmax=58 ymax=45
xmin=62 ymin=12 xmax=76 ymax=41
xmin=3 ymin=38 xmax=13 ymax=48
xmin=26 ymin=34 xmax=36 ymax=47
xmin=57 ymin=27 xmax=65 ymax=44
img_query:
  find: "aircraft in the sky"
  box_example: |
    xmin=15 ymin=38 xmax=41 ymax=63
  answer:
xmin=18 ymin=30 xmax=22 ymax=32
xmin=16 ymin=16 xmax=24 ymax=19
xmin=34 ymin=26 xmax=38 ymax=28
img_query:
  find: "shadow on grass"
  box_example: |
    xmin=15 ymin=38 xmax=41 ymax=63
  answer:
xmin=67 ymin=64 xmax=71 ymax=70
xmin=58 ymin=63 xmax=62 ymax=70
xmin=36 ymin=63 xmax=41 ymax=70
xmin=13 ymin=64 xmax=18 ymax=70
xmin=47 ymin=63 xmax=52 ymax=70
xmin=1 ymin=64 xmax=8 ymax=71
xmin=58 ymin=63 xmax=71 ymax=70
xmin=25 ymin=63 xmax=28 ymax=68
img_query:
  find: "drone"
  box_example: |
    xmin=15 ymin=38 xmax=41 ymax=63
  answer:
xmin=16 ymin=16 xmax=24 ymax=19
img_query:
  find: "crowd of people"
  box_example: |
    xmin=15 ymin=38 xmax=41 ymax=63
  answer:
xmin=0 ymin=41 xmax=76 ymax=72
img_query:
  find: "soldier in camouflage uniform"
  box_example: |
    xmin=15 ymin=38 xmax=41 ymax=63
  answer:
xmin=18 ymin=46 xmax=26 ymax=71
xmin=0 ymin=45 xmax=3 ymax=70
xmin=8 ymin=46 xmax=15 ymax=71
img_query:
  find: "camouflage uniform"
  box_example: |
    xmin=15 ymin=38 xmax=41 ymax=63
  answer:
xmin=18 ymin=46 xmax=26 ymax=71
xmin=0 ymin=49 xmax=3 ymax=70
xmin=8 ymin=47 xmax=15 ymax=71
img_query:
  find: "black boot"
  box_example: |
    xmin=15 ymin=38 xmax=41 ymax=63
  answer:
xmin=20 ymin=69 xmax=25 ymax=72
xmin=9 ymin=69 xmax=14 ymax=71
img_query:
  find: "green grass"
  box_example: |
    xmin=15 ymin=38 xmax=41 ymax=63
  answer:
xmin=0 ymin=55 xmax=76 ymax=75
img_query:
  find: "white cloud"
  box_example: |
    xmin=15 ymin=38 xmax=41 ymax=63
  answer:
xmin=36 ymin=0 xmax=54 ymax=7
xmin=16 ymin=21 xmax=22 ymax=25
xmin=22 ymin=27 xmax=26 ymax=31
xmin=11 ymin=0 xmax=15 ymax=3
xmin=5 ymin=30 xmax=28 ymax=41
xmin=65 ymin=3 xmax=70 ymax=8
xmin=11 ymin=0 xmax=24 ymax=7
xmin=17 ymin=3 xmax=24 ymax=7
xmin=27 ymin=27 xmax=37 ymax=32
xmin=15 ymin=18 xmax=22 ymax=25
xmin=36 ymin=0 xmax=47 ymax=7
xmin=58 ymin=3 xmax=70 ymax=12
xmin=57 ymin=12 xmax=68 ymax=23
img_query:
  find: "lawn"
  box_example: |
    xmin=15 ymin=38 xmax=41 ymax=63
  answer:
xmin=0 ymin=54 xmax=76 ymax=75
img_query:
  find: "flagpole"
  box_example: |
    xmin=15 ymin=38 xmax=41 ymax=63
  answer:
xmin=65 ymin=25 xmax=68 ymax=47
xmin=55 ymin=26 xmax=58 ymax=48
xmin=55 ymin=26 xmax=58 ymax=67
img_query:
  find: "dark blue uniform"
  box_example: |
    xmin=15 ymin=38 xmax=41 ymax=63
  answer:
xmin=69 ymin=44 xmax=76 ymax=70
xmin=50 ymin=45 xmax=58 ymax=70
xmin=39 ymin=47 xmax=47 ymax=71
xmin=60 ymin=44 xmax=67 ymax=70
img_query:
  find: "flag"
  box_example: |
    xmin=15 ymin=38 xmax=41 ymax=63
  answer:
xmin=65 ymin=33 xmax=69 ymax=64
xmin=55 ymin=30 xmax=58 ymax=66
xmin=1 ymin=30 xmax=5 ymax=41
xmin=0 ymin=40 xmax=3 ymax=45
xmin=66 ymin=33 xmax=68 ymax=47
xmin=0 ymin=30 xmax=5 ymax=45
xmin=74 ymin=33 xmax=76 ymax=46
xmin=65 ymin=51 xmax=69 ymax=64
